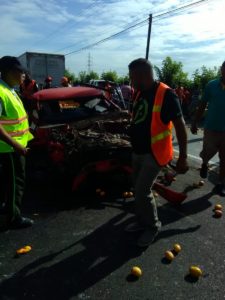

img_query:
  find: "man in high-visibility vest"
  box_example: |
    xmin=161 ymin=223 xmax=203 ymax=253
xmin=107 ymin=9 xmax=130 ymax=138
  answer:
xmin=126 ymin=58 xmax=189 ymax=247
xmin=0 ymin=56 xmax=34 ymax=229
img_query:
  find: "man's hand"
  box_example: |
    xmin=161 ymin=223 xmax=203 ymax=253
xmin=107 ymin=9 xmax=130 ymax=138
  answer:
xmin=176 ymin=156 xmax=189 ymax=174
xmin=191 ymin=122 xmax=198 ymax=135
xmin=13 ymin=143 xmax=28 ymax=156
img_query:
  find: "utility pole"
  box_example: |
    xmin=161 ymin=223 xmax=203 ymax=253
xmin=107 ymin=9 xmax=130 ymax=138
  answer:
xmin=87 ymin=52 xmax=92 ymax=74
xmin=145 ymin=14 xmax=153 ymax=60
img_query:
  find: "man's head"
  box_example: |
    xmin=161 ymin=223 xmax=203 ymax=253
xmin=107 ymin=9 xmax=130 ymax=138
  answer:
xmin=0 ymin=56 xmax=25 ymax=87
xmin=24 ymin=72 xmax=32 ymax=82
xmin=61 ymin=76 xmax=69 ymax=87
xmin=45 ymin=76 xmax=52 ymax=88
xmin=128 ymin=58 xmax=154 ymax=91
xmin=221 ymin=61 xmax=225 ymax=82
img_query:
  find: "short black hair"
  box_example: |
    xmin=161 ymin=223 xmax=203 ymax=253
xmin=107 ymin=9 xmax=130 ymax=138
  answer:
xmin=222 ymin=61 xmax=225 ymax=68
xmin=128 ymin=58 xmax=153 ymax=71
xmin=0 ymin=56 xmax=25 ymax=74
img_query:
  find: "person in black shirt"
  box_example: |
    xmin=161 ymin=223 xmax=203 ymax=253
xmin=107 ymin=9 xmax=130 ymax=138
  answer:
xmin=126 ymin=58 xmax=189 ymax=247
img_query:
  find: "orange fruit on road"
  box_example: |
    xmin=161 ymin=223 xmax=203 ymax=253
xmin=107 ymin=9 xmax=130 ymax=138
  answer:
xmin=96 ymin=188 xmax=101 ymax=194
xmin=199 ymin=180 xmax=205 ymax=186
xmin=131 ymin=266 xmax=142 ymax=277
xmin=215 ymin=204 xmax=222 ymax=211
xmin=189 ymin=266 xmax=202 ymax=278
xmin=165 ymin=250 xmax=174 ymax=261
xmin=16 ymin=245 xmax=32 ymax=255
xmin=24 ymin=245 xmax=32 ymax=251
xmin=214 ymin=210 xmax=223 ymax=218
xmin=99 ymin=191 xmax=106 ymax=197
xmin=123 ymin=192 xmax=129 ymax=198
xmin=173 ymin=244 xmax=182 ymax=253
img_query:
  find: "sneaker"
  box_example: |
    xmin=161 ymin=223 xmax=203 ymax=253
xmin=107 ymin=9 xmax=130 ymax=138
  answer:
xmin=137 ymin=223 xmax=162 ymax=247
xmin=125 ymin=222 xmax=145 ymax=233
xmin=200 ymin=163 xmax=208 ymax=179
xmin=9 ymin=216 xmax=34 ymax=229
xmin=212 ymin=184 xmax=225 ymax=197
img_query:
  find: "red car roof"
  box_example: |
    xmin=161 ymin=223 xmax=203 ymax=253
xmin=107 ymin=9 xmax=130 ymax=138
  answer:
xmin=32 ymin=86 xmax=104 ymax=101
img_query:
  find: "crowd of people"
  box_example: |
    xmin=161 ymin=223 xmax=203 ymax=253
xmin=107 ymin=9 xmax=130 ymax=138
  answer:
xmin=0 ymin=55 xmax=224 ymax=248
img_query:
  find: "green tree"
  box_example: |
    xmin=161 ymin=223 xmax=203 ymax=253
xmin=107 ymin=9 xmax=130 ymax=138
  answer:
xmin=118 ymin=74 xmax=130 ymax=85
xmin=192 ymin=66 xmax=218 ymax=91
xmin=101 ymin=71 xmax=118 ymax=82
xmin=154 ymin=57 xmax=189 ymax=87
xmin=78 ymin=71 xmax=88 ymax=84
xmin=64 ymin=69 xmax=76 ymax=83
xmin=85 ymin=71 xmax=99 ymax=82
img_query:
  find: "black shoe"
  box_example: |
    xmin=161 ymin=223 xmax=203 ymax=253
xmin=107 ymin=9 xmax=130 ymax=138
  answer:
xmin=10 ymin=216 xmax=34 ymax=229
xmin=200 ymin=163 xmax=208 ymax=179
xmin=212 ymin=184 xmax=225 ymax=197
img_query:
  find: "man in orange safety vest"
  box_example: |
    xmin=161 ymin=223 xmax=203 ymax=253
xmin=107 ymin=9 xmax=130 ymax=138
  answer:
xmin=126 ymin=58 xmax=189 ymax=247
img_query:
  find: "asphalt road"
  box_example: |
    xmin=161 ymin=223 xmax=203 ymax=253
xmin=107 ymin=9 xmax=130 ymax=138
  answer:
xmin=174 ymin=127 xmax=219 ymax=165
xmin=0 ymin=157 xmax=224 ymax=300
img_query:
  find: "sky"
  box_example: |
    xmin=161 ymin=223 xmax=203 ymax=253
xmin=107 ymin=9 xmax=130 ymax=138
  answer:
xmin=1 ymin=0 xmax=225 ymax=77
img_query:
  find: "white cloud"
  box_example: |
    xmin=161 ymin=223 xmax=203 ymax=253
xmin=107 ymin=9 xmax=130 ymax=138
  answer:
xmin=0 ymin=0 xmax=224 ymax=77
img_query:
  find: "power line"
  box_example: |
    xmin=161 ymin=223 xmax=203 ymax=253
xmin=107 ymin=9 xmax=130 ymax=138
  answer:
xmin=29 ymin=0 xmax=100 ymax=49
xmin=153 ymin=0 xmax=211 ymax=20
xmin=64 ymin=0 xmax=211 ymax=56
xmin=56 ymin=14 xmax=149 ymax=53
xmin=65 ymin=18 xmax=149 ymax=56
xmin=56 ymin=0 xmax=193 ymax=54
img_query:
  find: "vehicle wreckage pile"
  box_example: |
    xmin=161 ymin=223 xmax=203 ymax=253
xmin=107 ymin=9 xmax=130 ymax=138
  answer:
xmin=47 ymin=111 xmax=132 ymax=174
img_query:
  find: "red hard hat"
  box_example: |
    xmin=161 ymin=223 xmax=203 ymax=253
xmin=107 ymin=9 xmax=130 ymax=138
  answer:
xmin=45 ymin=76 xmax=52 ymax=82
xmin=61 ymin=76 xmax=68 ymax=83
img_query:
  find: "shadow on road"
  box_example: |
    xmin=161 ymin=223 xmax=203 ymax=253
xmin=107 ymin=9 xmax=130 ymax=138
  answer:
xmin=0 ymin=185 xmax=214 ymax=298
xmin=0 ymin=212 xmax=143 ymax=300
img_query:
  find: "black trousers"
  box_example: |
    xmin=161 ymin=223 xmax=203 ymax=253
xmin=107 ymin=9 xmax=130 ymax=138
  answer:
xmin=0 ymin=152 xmax=26 ymax=222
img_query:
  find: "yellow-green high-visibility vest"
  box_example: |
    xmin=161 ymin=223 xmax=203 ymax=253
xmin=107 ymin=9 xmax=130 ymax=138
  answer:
xmin=0 ymin=80 xmax=33 ymax=153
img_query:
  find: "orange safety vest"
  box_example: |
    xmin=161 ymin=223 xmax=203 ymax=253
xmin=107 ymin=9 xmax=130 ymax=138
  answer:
xmin=151 ymin=82 xmax=173 ymax=166
xmin=133 ymin=82 xmax=173 ymax=166
xmin=21 ymin=80 xmax=36 ymax=99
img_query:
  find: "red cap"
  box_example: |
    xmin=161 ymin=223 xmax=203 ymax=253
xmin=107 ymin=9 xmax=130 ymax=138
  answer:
xmin=45 ymin=76 xmax=52 ymax=82
xmin=61 ymin=76 xmax=68 ymax=83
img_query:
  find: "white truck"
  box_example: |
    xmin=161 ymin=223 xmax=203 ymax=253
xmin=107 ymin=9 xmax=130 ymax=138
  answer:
xmin=18 ymin=52 xmax=65 ymax=87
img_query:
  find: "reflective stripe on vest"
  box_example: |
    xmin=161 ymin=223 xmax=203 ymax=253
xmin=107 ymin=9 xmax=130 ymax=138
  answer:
xmin=151 ymin=82 xmax=173 ymax=166
xmin=0 ymin=115 xmax=27 ymax=125
xmin=0 ymin=81 xmax=33 ymax=152
xmin=7 ymin=128 xmax=30 ymax=137
xmin=151 ymin=129 xmax=172 ymax=144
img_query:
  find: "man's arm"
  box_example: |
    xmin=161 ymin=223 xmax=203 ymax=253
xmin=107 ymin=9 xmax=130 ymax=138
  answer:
xmin=0 ymin=124 xmax=28 ymax=156
xmin=173 ymin=117 xmax=189 ymax=174
xmin=191 ymin=101 xmax=207 ymax=134
xmin=191 ymin=83 xmax=209 ymax=134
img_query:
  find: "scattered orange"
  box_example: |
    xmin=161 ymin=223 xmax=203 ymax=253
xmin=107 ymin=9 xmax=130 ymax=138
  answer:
xmin=215 ymin=210 xmax=223 ymax=218
xmin=99 ymin=191 xmax=106 ymax=197
xmin=24 ymin=245 xmax=32 ymax=251
xmin=131 ymin=266 xmax=142 ymax=277
xmin=16 ymin=245 xmax=32 ymax=255
xmin=153 ymin=192 xmax=159 ymax=197
xmin=96 ymin=188 xmax=101 ymax=194
xmin=189 ymin=266 xmax=202 ymax=278
xmin=198 ymin=180 xmax=205 ymax=186
xmin=173 ymin=244 xmax=182 ymax=253
xmin=123 ymin=192 xmax=129 ymax=198
xmin=215 ymin=204 xmax=222 ymax=211
xmin=165 ymin=250 xmax=174 ymax=261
